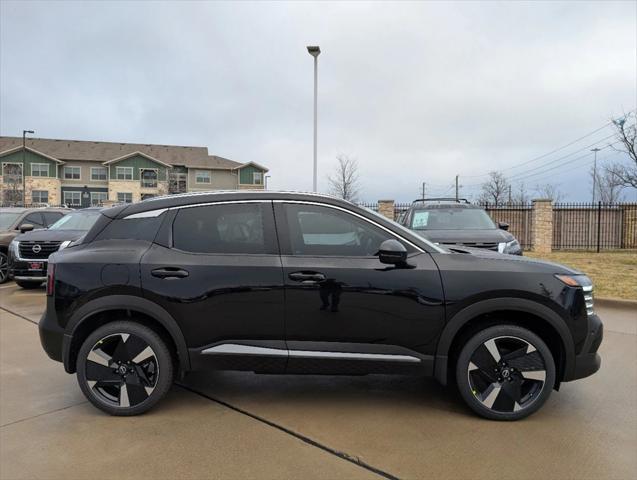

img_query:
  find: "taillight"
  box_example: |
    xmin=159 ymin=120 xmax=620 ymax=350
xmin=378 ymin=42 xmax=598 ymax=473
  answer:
xmin=46 ymin=263 xmax=55 ymax=296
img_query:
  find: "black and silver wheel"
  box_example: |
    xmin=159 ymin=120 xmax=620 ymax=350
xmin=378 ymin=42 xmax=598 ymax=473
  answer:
xmin=77 ymin=321 xmax=174 ymax=416
xmin=0 ymin=251 xmax=8 ymax=284
xmin=456 ymin=325 xmax=555 ymax=420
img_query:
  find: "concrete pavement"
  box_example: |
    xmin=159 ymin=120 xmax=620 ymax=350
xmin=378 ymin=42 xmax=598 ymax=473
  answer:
xmin=1 ymin=281 xmax=636 ymax=479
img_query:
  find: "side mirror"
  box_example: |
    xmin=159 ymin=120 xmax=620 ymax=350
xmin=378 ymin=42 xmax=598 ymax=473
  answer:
xmin=377 ymin=239 xmax=407 ymax=265
xmin=498 ymin=221 xmax=509 ymax=231
xmin=19 ymin=224 xmax=34 ymax=233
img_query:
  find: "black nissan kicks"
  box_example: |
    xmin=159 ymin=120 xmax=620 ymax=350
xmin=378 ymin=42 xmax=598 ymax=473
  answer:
xmin=39 ymin=191 xmax=602 ymax=420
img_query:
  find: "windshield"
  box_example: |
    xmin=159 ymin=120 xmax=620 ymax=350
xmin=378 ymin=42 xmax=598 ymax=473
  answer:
xmin=0 ymin=212 xmax=21 ymax=230
xmin=410 ymin=208 xmax=496 ymax=230
xmin=361 ymin=206 xmax=446 ymax=253
xmin=49 ymin=210 xmax=101 ymax=231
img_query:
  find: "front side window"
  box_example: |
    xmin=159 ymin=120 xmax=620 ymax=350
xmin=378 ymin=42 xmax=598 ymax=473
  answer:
xmin=2 ymin=163 xmax=22 ymax=184
xmin=91 ymin=192 xmax=108 ymax=206
xmin=195 ymin=170 xmax=211 ymax=184
xmin=116 ymin=167 xmax=133 ymax=180
xmin=410 ymin=208 xmax=496 ymax=230
xmin=141 ymin=169 xmax=158 ymax=188
xmin=63 ymin=191 xmax=81 ymax=206
xmin=31 ymin=163 xmax=49 ymax=177
xmin=91 ymin=167 xmax=107 ymax=181
xmin=117 ymin=192 xmax=133 ymax=203
xmin=31 ymin=190 xmax=48 ymax=204
xmin=42 ymin=212 xmax=64 ymax=226
xmin=63 ymin=166 xmax=81 ymax=180
xmin=173 ymin=203 xmax=268 ymax=254
xmin=253 ymin=172 xmax=263 ymax=185
xmin=283 ymin=204 xmax=393 ymax=257
xmin=20 ymin=212 xmax=45 ymax=228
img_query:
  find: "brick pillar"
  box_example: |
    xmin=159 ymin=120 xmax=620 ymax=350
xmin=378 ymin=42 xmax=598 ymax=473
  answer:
xmin=531 ymin=199 xmax=553 ymax=254
xmin=378 ymin=200 xmax=395 ymax=220
xmin=622 ymin=204 xmax=637 ymax=249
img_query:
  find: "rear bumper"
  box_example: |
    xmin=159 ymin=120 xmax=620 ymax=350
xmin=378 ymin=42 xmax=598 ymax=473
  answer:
xmin=38 ymin=310 xmax=64 ymax=364
xmin=564 ymin=313 xmax=603 ymax=381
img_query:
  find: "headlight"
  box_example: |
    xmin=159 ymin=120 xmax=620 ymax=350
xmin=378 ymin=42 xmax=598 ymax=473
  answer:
xmin=499 ymin=239 xmax=521 ymax=254
xmin=58 ymin=240 xmax=72 ymax=251
xmin=9 ymin=240 xmax=19 ymax=257
xmin=555 ymin=274 xmax=594 ymax=316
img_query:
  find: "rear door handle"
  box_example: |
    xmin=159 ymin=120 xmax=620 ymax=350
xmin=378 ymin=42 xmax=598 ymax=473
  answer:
xmin=288 ymin=271 xmax=326 ymax=283
xmin=151 ymin=267 xmax=189 ymax=279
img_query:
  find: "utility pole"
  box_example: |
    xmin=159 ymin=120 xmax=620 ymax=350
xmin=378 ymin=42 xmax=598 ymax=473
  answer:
xmin=455 ymin=175 xmax=459 ymax=201
xmin=508 ymin=185 xmax=512 ymax=205
xmin=307 ymin=46 xmax=321 ymax=192
xmin=591 ymin=147 xmax=601 ymax=204
xmin=22 ymin=130 xmax=35 ymax=206
xmin=421 ymin=182 xmax=426 ymax=199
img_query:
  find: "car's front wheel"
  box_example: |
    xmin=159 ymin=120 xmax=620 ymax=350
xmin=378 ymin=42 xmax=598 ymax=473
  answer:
xmin=76 ymin=321 xmax=174 ymax=416
xmin=0 ymin=252 xmax=8 ymax=284
xmin=456 ymin=325 xmax=555 ymax=421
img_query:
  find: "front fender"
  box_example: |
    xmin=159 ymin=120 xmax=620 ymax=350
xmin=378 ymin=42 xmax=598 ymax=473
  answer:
xmin=433 ymin=297 xmax=575 ymax=385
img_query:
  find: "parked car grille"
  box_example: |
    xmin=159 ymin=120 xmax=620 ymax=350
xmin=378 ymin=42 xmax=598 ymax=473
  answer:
xmin=18 ymin=241 xmax=62 ymax=259
xmin=440 ymin=242 xmax=499 ymax=251
xmin=583 ymin=285 xmax=594 ymax=316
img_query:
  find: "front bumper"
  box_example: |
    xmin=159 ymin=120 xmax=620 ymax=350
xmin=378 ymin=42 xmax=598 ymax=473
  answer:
xmin=564 ymin=313 xmax=603 ymax=381
xmin=9 ymin=257 xmax=48 ymax=282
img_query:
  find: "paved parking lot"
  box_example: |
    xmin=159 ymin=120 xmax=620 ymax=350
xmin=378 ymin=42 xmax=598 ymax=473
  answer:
xmin=1 ymin=281 xmax=636 ymax=480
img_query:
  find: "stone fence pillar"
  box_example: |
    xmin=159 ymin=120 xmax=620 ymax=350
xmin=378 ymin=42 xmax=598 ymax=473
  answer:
xmin=378 ymin=200 xmax=395 ymax=220
xmin=531 ymin=199 xmax=553 ymax=254
xmin=622 ymin=204 xmax=637 ymax=249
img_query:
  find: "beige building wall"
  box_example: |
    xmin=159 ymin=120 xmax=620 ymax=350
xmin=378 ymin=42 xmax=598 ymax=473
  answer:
xmin=187 ymin=168 xmax=238 ymax=191
xmin=60 ymin=160 xmax=109 ymax=187
xmin=109 ymin=180 xmax=168 ymax=203
xmin=25 ymin=177 xmax=61 ymax=205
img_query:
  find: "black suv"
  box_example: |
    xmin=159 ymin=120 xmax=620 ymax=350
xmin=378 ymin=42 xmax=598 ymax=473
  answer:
xmin=401 ymin=198 xmax=523 ymax=255
xmin=39 ymin=191 xmax=602 ymax=420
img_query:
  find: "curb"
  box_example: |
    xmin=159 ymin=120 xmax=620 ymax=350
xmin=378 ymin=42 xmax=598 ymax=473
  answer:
xmin=596 ymin=298 xmax=637 ymax=309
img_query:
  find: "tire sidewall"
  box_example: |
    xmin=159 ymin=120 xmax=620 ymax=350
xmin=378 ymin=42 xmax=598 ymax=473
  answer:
xmin=455 ymin=325 xmax=556 ymax=421
xmin=77 ymin=320 xmax=174 ymax=416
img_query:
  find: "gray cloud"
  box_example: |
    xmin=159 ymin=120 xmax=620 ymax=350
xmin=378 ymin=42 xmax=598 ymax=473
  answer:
xmin=1 ymin=0 xmax=635 ymax=201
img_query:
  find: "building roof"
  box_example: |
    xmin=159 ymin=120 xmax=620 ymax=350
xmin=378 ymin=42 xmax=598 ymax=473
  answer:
xmin=0 ymin=136 xmax=264 ymax=171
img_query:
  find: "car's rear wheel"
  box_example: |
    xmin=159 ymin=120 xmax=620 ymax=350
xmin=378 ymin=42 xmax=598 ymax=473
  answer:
xmin=456 ymin=325 xmax=555 ymax=421
xmin=0 ymin=252 xmax=8 ymax=284
xmin=15 ymin=280 xmax=43 ymax=289
xmin=76 ymin=321 xmax=174 ymax=416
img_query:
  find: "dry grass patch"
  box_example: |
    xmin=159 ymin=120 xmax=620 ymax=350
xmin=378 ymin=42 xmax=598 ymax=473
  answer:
xmin=525 ymin=250 xmax=637 ymax=300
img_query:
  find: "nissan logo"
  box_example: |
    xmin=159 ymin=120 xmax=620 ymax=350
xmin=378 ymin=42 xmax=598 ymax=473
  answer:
xmin=32 ymin=244 xmax=42 ymax=254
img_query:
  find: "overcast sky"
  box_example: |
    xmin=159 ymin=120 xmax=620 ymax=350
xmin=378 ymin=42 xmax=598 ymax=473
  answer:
xmin=1 ymin=1 xmax=636 ymax=201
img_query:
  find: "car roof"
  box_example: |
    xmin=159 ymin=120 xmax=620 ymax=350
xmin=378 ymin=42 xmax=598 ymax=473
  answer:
xmin=104 ymin=190 xmax=356 ymax=218
xmin=0 ymin=207 xmax=71 ymax=213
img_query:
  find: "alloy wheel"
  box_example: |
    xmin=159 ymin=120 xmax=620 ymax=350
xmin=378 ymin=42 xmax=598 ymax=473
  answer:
xmin=0 ymin=252 xmax=8 ymax=283
xmin=467 ymin=335 xmax=547 ymax=413
xmin=84 ymin=333 xmax=159 ymax=408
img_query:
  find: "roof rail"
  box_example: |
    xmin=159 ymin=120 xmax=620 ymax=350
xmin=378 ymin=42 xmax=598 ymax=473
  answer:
xmin=411 ymin=197 xmax=471 ymax=204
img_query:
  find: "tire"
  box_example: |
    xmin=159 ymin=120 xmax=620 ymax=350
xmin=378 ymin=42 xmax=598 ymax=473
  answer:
xmin=455 ymin=325 xmax=555 ymax=421
xmin=76 ymin=321 xmax=174 ymax=416
xmin=16 ymin=280 xmax=43 ymax=289
xmin=0 ymin=252 xmax=8 ymax=284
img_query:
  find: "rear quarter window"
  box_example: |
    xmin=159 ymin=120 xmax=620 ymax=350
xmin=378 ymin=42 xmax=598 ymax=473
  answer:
xmin=93 ymin=216 xmax=164 ymax=241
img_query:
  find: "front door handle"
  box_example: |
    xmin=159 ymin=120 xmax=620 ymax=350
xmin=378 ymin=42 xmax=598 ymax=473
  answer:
xmin=288 ymin=271 xmax=326 ymax=283
xmin=151 ymin=267 xmax=189 ymax=279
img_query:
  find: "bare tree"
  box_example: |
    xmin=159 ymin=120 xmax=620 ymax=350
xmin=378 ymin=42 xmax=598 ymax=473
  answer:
xmin=533 ymin=183 xmax=564 ymax=202
xmin=512 ymin=182 xmax=530 ymax=203
xmin=478 ymin=171 xmax=509 ymax=206
xmin=606 ymin=112 xmax=637 ymax=189
xmin=328 ymin=154 xmax=360 ymax=201
xmin=592 ymin=167 xmax=625 ymax=203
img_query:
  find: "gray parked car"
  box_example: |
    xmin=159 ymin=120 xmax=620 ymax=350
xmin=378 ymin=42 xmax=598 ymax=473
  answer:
xmin=0 ymin=207 xmax=70 ymax=283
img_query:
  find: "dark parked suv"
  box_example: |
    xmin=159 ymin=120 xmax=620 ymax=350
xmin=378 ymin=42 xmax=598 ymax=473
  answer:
xmin=39 ymin=191 xmax=602 ymax=420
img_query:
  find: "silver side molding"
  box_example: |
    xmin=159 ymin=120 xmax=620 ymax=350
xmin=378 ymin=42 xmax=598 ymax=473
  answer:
xmin=202 ymin=343 xmax=422 ymax=363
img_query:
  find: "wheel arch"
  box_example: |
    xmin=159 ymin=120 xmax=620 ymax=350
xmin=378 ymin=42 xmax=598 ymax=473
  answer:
xmin=434 ymin=297 xmax=575 ymax=386
xmin=63 ymin=295 xmax=190 ymax=374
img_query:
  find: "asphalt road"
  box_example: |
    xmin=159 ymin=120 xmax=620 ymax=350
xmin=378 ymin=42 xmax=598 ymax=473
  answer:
xmin=1 ymin=281 xmax=636 ymax=480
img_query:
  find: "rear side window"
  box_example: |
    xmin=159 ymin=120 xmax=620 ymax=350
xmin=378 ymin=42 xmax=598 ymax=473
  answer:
xmin=172 ymin=203 xmax=274 ymax=254
xmin=94 ymin=216 xmax=164 ymax=241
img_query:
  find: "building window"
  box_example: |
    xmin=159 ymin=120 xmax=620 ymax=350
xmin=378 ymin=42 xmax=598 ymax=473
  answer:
xmin=141 ymin=193 xmax=156 ymax=200
xmin=195 ymin=170 xmax=211 ymax=184
xmin=63 ymin=191 xmax=82 ymax=206
xmin=2 ymin=163 xmax=22 ymax=184
xmin=91 ymin=167 xmax=108 ymax=181
xmin=31 ymin=163 xmax=49 ymax=177
xmin=31 ymin=190 xmax=49 ymax=204
xmin=63 ymin=166 xmax=81 ymax=180
xmin=117 ymin=192 xmax=133 ymax=203
xmin=116 ymin=167 xmax=133 ymax=180
xmin=91 ymin=192 xmax=108 ymax=206
xmin=141 ymin=169 xmax=158 ymax=188
xmin=253 ymin=171 xmax=263 ymax=185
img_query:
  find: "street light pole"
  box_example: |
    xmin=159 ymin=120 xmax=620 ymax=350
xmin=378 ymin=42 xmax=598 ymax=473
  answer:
xmin=307 ymin=46 xmax=321 ymax=192
xmin=591 ymin=147 xmax=601 ymax=204
xmin=22 ymin=130 xmax=35 ymax=206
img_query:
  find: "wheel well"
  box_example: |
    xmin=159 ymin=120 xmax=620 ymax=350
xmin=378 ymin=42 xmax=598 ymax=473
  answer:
xmin=68 ymin=309 xmax=180 ymax=373
xmin=446 ymin=310 xmax=565 ymax=388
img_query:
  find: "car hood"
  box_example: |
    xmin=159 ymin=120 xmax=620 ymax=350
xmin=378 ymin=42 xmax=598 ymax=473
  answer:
xmin=14 ymin=229 xmax=87 ymax=243
xmin=412 ymin=228 xmax=514 ymax=244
